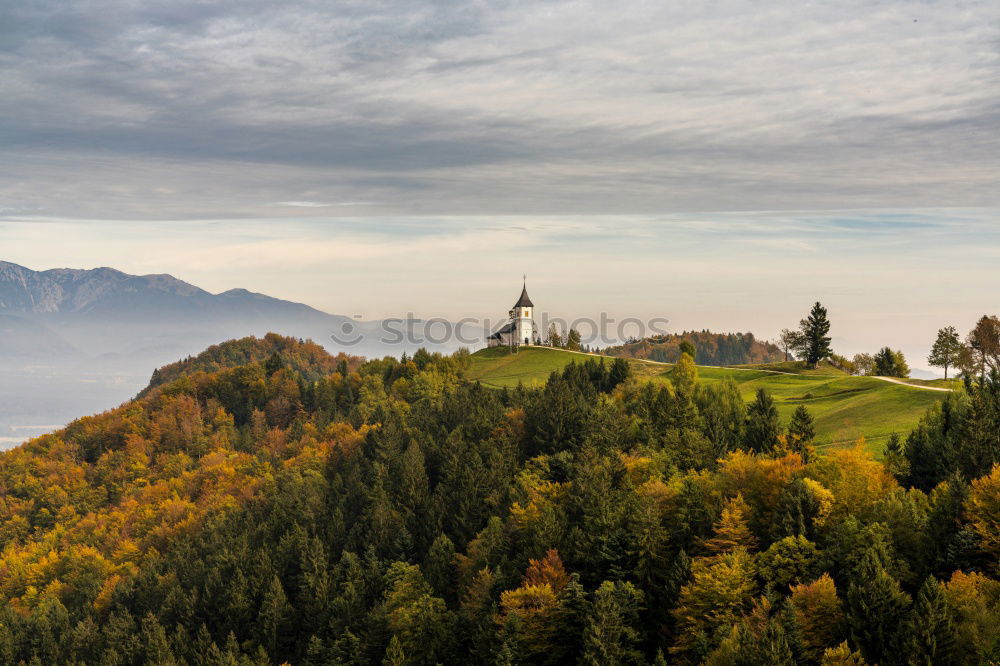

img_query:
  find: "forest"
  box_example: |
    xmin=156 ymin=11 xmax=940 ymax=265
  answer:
xmin=600 ymin=332 xmax=784 ymax=366
xmin=0 ymin=332 xmax=998 ymax=665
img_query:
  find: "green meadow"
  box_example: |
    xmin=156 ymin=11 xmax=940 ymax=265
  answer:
xmin=467 ymin=346 xmax=950 ymax=453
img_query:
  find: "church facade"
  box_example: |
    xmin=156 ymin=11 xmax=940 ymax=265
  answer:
xmin=487 ymin=282 xmax=537 ymax=348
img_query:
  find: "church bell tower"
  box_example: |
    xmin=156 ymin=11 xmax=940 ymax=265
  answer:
xmin=512 ymin=280 xmax=535 ymax=345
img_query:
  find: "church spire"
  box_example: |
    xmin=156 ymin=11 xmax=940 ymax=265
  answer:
xmin=514 ymin=279 xmax=533 ymax=308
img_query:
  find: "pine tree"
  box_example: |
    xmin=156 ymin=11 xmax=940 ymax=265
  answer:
xmin=140 ymin=614 xmax=175 ymax=665
xmin=257 ymin=575 xmax=291 ymax=659
xmin=903 ymin=576 xmax=958 ymax=665
xmin=424 ymin=534 xmax=458 ymax=600
xmin=745 ymin=389 xmax=782 ymax=453
xmin=567 ymin=328 xmax=582 ymax=351
xmin=788 ymin=405 xmax=815 ymax=447
xmin=581 ymin=581 xmax=644 ymax=666
xmin=264 ymin=351 xmax=285 ymax=376
xmin=383 ymin=635 xmax=406 ymax=666
xmin=787 ymin=405 xmax=816 ymax=461
xmin=873 ymin=347 xmax=909 ymax=378
xmin=800 ymin=302 xmax=833 ymax=367
xmin=846 ymin=552 xmax=911 ymax=665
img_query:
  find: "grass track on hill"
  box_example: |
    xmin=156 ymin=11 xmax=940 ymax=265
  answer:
xmin=467 ymin=346 xmax=949 ymax=454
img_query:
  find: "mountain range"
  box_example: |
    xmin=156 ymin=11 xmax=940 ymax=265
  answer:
xmin=0 ymin=260 xmax=466 ymax=447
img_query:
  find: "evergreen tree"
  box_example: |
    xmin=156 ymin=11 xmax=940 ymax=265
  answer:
xmin=567 ymin=328 xmax=582 ymax=351
xmin=696 ymin=379 xmax=746 ymax=459
xmin=846 ymin=552 xmax=911 ymax=665
xmin=382 ymin=635 xmax=406 ymax=666
xmin=787 ymin=405 xmax=816 ymax=460
xmin=547 ymin=323 xmax=563 ymax=348
xmin=903 ymin=576 xmax=958 ymax=666
xmin=257 ymin=575 xmax=291 ymax=659
xmin=265 ymin=351 xmax=284 ymax=376
xmin=800 ymin=302 xmax=833 ymax=368
xmin=745 ymin=389 xmax=782 ymax=453
xmin=424 ymin=534 xmax=458 ymax=601
xmin=873 ymin=347 xmax=909 ymax=378
xmin=581 ymin=581 xmax=644 ymax=666
xmin=772 ymin=476 xmax=822 ymax=541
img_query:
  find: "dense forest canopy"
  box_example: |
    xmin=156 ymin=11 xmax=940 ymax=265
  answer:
xmin=0 ymin=334 xmax=998 ymax=665
xmin=602 ymin=331 xmax=784 ymax=366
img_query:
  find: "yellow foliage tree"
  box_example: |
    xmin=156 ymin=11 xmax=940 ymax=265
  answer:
xmin=966 ymin=464 xmax=1000 ymax=571
xmin=820 ymin=642 xmax=868 ymax=665
xmin=671 ymin=549 xmax=757 ymax=657
xmin=703 ymin=494 xmax=758 ymax=555
xmin=789 ymin=573 xmax=845 ymax=662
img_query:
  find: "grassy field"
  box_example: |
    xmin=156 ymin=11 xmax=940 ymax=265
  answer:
xmin=467 ymin=346 xmax=950 ymax=453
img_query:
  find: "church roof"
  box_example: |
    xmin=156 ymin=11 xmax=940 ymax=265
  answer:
xmin=489 ymin=321 xmax=516 ymax=339
xmin=514 ymin=283 xmax=534 ymax=308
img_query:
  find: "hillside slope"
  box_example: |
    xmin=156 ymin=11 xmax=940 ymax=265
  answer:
xmin=469 ymin=346 xmax=947 ymax=450
xmin=0 ymin=336 xmax=996 ymax=665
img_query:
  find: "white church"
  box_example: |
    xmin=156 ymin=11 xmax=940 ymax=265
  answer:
xmin=487 ymin=281 xmax=537 ymax=348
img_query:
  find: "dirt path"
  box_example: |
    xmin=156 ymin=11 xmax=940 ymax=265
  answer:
xmin=870 ymin=376 xmax=953 ymax=392
xmin=521 ymin=346 xmax=954 ymax=392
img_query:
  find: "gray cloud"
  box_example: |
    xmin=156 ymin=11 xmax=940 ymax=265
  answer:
xmin=1 ymin=0 xmax=998 ymax=219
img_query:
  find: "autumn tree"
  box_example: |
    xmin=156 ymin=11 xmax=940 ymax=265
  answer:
xmin=820 ymin=642 xmax=868 ymax=665
xmin=671 ymin=549 xmax=757 ymax=658
xmin=779 ymin=328 xmax=804 ymax=362
xmin=703 ymin=494 xmax=757 ymax=555
xmin=789 ymin=574 xmax=845 ymax=662
xmin=669 ymin=352 xmax=698 ymax=395
xmin=851 ymin=353 xmax=874 ymax=376
xmin=967 ymin=315 xmax=1000 ymax=378
xmin=966 ymin=464 xmax=1000 ymax=572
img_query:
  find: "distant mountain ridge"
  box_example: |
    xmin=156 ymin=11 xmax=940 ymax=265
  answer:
xmin=0 ymin=261 xmax=374 ymax=447
xmin=0 ymin=260 xmax=475 ymax=446
xmin=0 ymin=260 xmax=332 ymax=321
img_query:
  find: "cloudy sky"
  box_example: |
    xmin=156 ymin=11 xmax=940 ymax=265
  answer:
xmin=2 ymin=0 xmax=999 ymax=368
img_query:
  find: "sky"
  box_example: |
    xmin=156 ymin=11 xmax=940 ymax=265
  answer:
xmin=2 ymin=0 xmax=999 ymax=370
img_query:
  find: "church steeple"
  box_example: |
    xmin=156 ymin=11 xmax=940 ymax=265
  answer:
xmin=513 ymin=279 xmax=534 ymax=308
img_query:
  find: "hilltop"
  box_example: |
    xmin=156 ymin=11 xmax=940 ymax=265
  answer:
xmin=601 ymin=330 xmax=784 ymax=365
xmin=468 ymin=346 xmax=949 ymax=451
